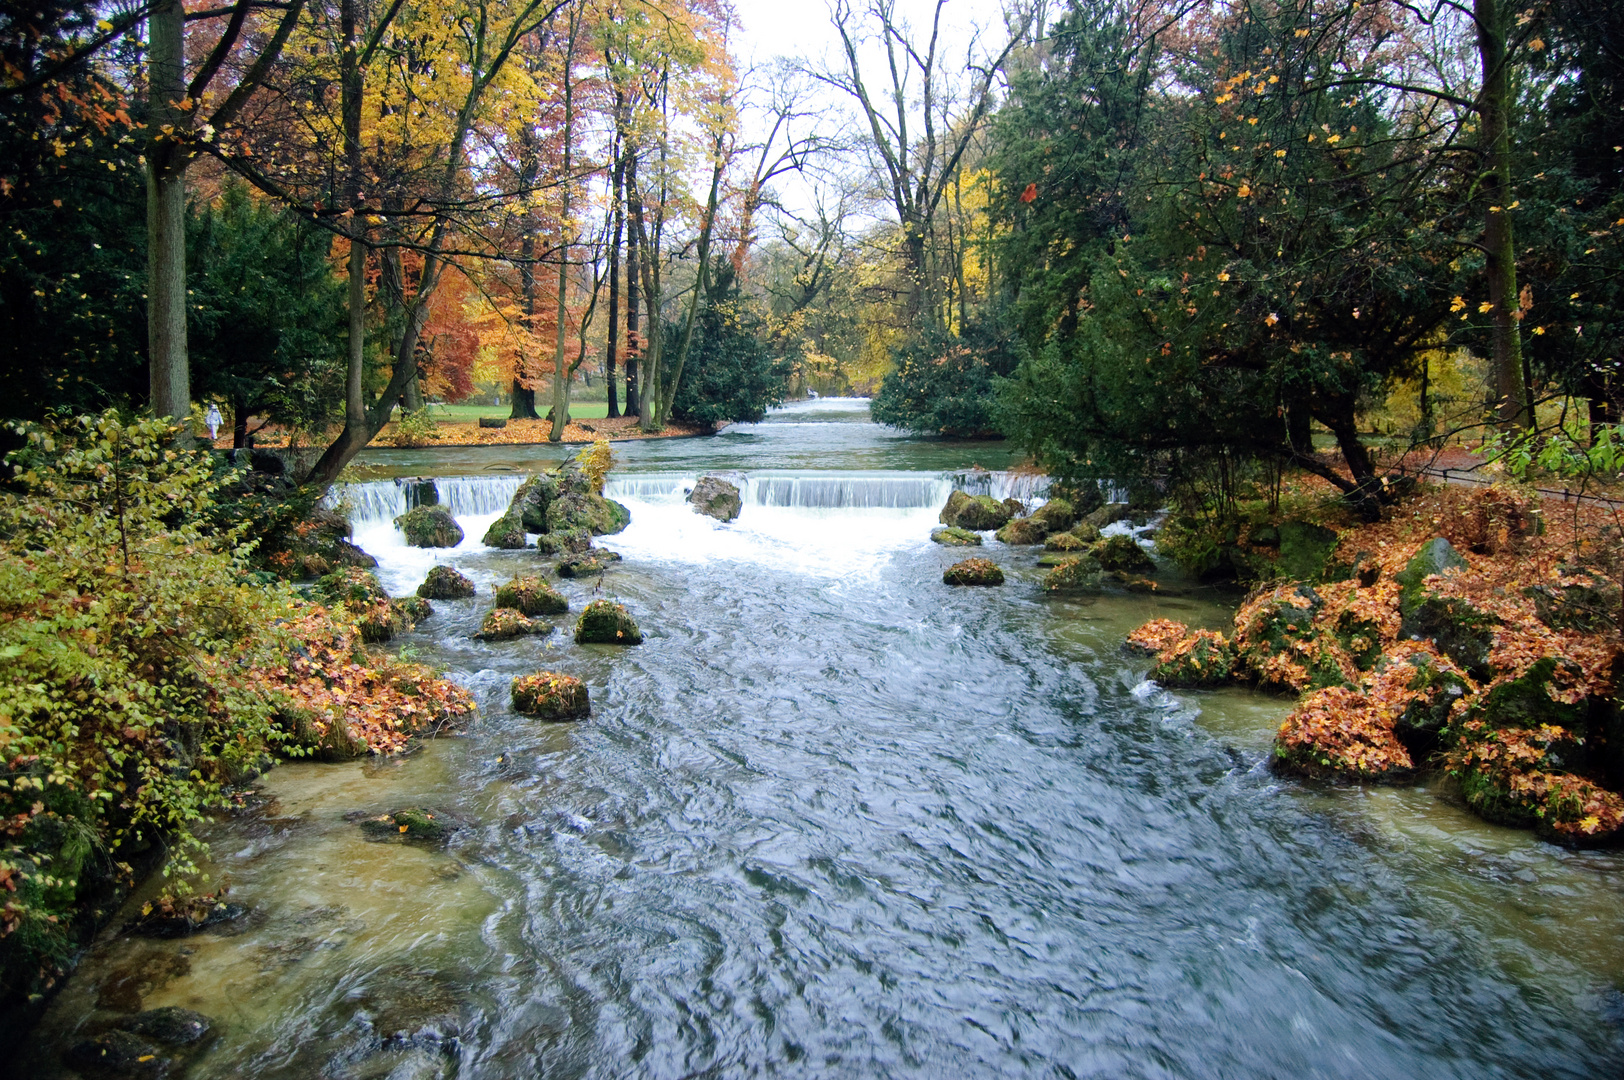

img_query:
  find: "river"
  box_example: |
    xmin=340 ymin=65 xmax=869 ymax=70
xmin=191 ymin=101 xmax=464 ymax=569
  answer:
xmin=24 ymin=399 xmax=1624 ymax=1079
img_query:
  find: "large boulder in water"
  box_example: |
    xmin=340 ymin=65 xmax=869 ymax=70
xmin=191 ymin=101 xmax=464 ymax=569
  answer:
xmin=575 ymin=599 xmax=643 ymax=644
xmin=494 ymin=576 xmax=569 ymax=617
xmin=537 ymin=527 xmax=591 ymax=555
xmin=557 ymin=549 xmax=622 ymax=578
xmin=394 ymin=505 xmax=463 ymax=548
xmin=482 ymin=512 xmax=527 ymax=549
xmin=416 ymin=565 xmax=474 ymax=599
xmin=473 ymin=607 xmax=552 ymax=641
xmin=689 ymin=476 xmax=743 ymax=521
xmin=996 ymin=516 xmax=1049 ymax=545
xmin=511 ymin=672 xmax=591 ymax=719
xmin=943 ymin=557 xmax=1005 ymax=586
xmin=545 ymin=491 xmax=631 ymax=537
xmin=509 ymin=474 xmax=560 ymax=533
xmin=1093 ymin=535 xmax=1155 ymax=574
xmin=939 ymin=491 xmax=1011 ymax=531
xmin=931 ymin=526 xmax=982 ymax=547
xmin=1030 ymin=497 xmax=1076 ymax=532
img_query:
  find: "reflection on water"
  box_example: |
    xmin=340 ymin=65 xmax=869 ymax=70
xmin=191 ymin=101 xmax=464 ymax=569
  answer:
xmin=23 ymin=399 xmax=1624 ymax=1079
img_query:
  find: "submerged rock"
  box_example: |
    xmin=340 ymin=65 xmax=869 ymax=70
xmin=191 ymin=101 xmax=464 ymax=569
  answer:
xmin=689 ymin=476 xmax=743 ymax=522
xmin=494 ymin=576 xmax=569 ymax=617
xmin=575 ymin=600 xmax=643 ymax=644
xmin=416 ymin=566 xmax=475 ymax=600
xmin=557 ymin=549 xmax=623 ymax=578
xmin=359 ymin=808 xmax=459 ymax=844
xmin=115 ymin=1007 xmax=212 ymax=1046
xmin=481 ymin=512 xmax=528 ymax=550
xmin=126 ymin=894 xmax=246 ymax=938
xmin=472 ymin=608 xmax=552 ymax=642
xmin=931 ymin=526 xmax=982 ymax=547
xmin=943 ymin=558 xmax=1005 ymax=586
xmin=996 ymin=516 xmax=1049 ymax=546
xmin=64 ymin=1030 xmax=170 ymax=1077
xmin=1043 ymin=555 xmax=1102 ymax=591
xmin=1093 ymin=534 xmax=1156 ymax=574
xmin=511 ymin=672 xmax=591 ymax=720
xmin=393 ymin=506 xmax=464 ymax=548
xmin=939 ymin=491 xmax=1011 ymax=531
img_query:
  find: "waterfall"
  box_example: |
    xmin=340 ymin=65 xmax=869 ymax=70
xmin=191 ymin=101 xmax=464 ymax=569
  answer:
xmin=328 ymin=481 xmax=408 ymax=530
xmin=604 ymin=473 xmax=699 ymax=504
xmin=329 ymin=474 xmax=524 ymax=532
xmin=434 ymin=475 xmax=525 ymax=517
xmin=743 ymin=473 xmax=954 ymax=510
xmin=949 ymin=469 xmax=1052 ymax=503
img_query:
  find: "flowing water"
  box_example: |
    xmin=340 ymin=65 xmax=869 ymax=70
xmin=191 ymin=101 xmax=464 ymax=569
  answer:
xmin=24 ymin=399 xmax=1624 ymax=1079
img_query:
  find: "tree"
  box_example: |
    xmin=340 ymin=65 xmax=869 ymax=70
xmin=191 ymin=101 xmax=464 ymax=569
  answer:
xmin=668 ymin=260 xmax=787 ymax=426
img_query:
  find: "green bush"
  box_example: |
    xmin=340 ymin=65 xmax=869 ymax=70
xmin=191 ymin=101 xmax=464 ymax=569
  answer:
xmin=871 ymin=320 xmax=1023 ymax=437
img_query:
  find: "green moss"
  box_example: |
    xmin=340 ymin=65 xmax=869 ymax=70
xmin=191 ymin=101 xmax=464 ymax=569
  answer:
xmin=511 ymin=671 xmax=592 ymax=719
xmin=1043 ymin=555 xmax=1102 ymax=590
xmin=1093 ymin=535 xmax=1155 ymax=574
xmin=1030 ymin=497 xmax=1076 ymax=532
xmin=931 ymin=526 xmax=982 ymax=547
xmin=996 ymin=516 xmax=1049 ymax=545
xmin=943 ymin=558 xmax=1005 ymax=586
xmin=939 ymin=492 xmax=1011 ymax=531
xmin=536 ymin=528 xmax=591 ymax=555
xmin=417 ymin=565 xmax=475 ymax=599
xmin=473 ymin=608 xmax=552 ymax=641
xmin=360 ymin=807 xmax=457 ymax=843
xmin=557 ymin=550 xmax=623 ymax=578
xmin=481 ymin=512 xmax=528 ymax=549
xmin=1044 ymin=531 xmax=1088 ymax=552
xmin=494 ymin=576 xmax=569 ymax=617
xmin=574 ymin=600 xmax=643 ymax=644
xmin=393 ymin=505 xmax=464 ymax=548
xmin=1151 ymin=632 xmax=1235 ymax=687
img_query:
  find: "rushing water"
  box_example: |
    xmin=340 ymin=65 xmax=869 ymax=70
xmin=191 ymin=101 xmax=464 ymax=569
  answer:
xmin=24 ymin=399 xmax=1624 ymax=1079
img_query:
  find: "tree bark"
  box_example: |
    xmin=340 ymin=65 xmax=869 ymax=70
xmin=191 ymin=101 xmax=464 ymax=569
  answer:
xmin=549 ymin=19 xmax=577 ymax=444
xmin=1476 ymin=0 xmax=1531 ymax=429
xmin=605 ymin=131 xmax=624 ymax=419
xmin=146 ymin=0 xmax=190 ymax=423
xmin=624 ymin=147 xmax=641 ymax=417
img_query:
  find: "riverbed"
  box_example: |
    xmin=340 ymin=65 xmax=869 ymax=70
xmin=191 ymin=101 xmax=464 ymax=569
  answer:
xmin=23 ymin=399 xmax=1624 ymax=1078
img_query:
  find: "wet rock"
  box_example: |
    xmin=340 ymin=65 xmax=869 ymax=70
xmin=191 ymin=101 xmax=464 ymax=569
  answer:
xmin=1084 ymin=502 xmax=1131 ymax=529
xmin=1001 ymin=497 xmax=1026 ymax=518
xmin=1030 ymin=497 xmax=1076 ymax=532
xmin=1232 ymin=584 xmax=1354 ymax=692
xmin=64 ymin=1029 xmax=170 ymax=1077
xmin=536 ymin=527 xmax=591 ymax=555
xmin=494 ymin=576 xmax=569 ymax=617
xmin=511 ymin=672 xmax=591 ymax=720
xmin=96 ymin=951 xmax=192 ymax=1011
xmin=575 ymin=600 xmax=643 ymax=644
xmin=390 ymin=596 xmax=432 ymax=631
xmin=481 ymin=512 xmax=528 ymax=550
xmin=995 ymin=516 xmax=1049 ymax=546
xmin=126 ymin=894 xmax=246 ymax=938
xmin=931 ymin=526 xmax=982 ymax=547
xmin=1395 ymin=537 xmax=1468 ymax=610
xmin=1394 ymin=543 xmax=1497 ymax=680
xmin=1151 ymin=629 xmax=1235 ymax=688
xmin=1526 ymin=573 xmax=1621 ymax=634
xmin=545 ymin=491 xmax=631 ymax=537
xmin=393 ymin=506 xmax=463 ymax=548
xmin=1276 ymin=520 xmax=1340 ymax=581
xmin=509 ymin=474 xmax=560 ymax=532
xmin=116 ymin=1007 xmax=212 ymax=1046
xmin=1111 ymin=572 xmax=1159 ymax=593
xmin=938 ymin=491 xmax=1011 ymax=531
xmin=689 ymin=476 xmax=743 ymax=522
xmin=359 ymin=808 xmax=459 ymax=844
xmin=557 ymin=549 xmax=623 ymax=578
xmin=943 ymin=558 xmax=1005 ymax=586
xmin=472 ymin=608 xmax=552 ymax=642
xmin=1093 ymin=535 xmax=1155 ymax=575
xmin=416 ymin=566 xmax=474 ymax=600
xmin=313 ymin=567 xmax=389 ymax=611
xmin=1069 ymin=521 xmax=1103 ymax=544
xmin=1037 ymin=551 xmax=1084 ymax=568
xmin=1043 ymin=555 xmax=1102 ymax=591
xmin=1044 ymin=531 xmax=1088 ymax=553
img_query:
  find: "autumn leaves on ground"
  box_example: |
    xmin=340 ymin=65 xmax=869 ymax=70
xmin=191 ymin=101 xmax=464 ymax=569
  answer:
xmin=1129 ymin=482 xmax=1624 ymax=846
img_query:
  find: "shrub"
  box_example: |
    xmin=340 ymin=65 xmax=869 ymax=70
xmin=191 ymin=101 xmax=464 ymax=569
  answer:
xmin=391 ymin=409 xmax=441 ymax=448
xmin=871 ymin=320 xmax=1023 ymax=436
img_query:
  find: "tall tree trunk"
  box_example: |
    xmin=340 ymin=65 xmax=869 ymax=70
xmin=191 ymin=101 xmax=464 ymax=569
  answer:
xmin=653 ymin=153 xmax=724 ymax=427
xmin=624 ymin=147 xmax=642 ymax=418
xmin=549 ymin=19 xmax=577 ymax=443
xmin=605 ymin=135 xmax=624 ymax=419
xmin=146 ymin=0 xmax=190 ymax=423
xmin=1476 ymin=0 xmax=1531 ymax=429
xmin=231 ymin=400 xmax=249 ymax=449
xmin=511 ymin=232 xmax=542 ymax=419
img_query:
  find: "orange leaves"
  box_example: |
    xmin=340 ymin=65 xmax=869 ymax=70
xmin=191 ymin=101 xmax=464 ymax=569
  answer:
xmin=1019 ymin=183 xmax=1038 ymax=204
xmin=1275 ymin=686 xmax=1413 ymax=779
xmin=1127 ymin=618 xmax=1188 ymax=655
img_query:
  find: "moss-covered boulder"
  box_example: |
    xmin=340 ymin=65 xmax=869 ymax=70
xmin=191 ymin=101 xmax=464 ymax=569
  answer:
xmin=557 ymin=549 xmax=623 ymax=578
xmin=1069 ymin=521 xmax=1103 ymax=544
xmin=1044 ymin=555 xmax=1102 ymax=590
xmin=393 ymin=505 xmax=464 ymax=548
xmin=482 ymin=512 xmax=528 ymax=549
xmin=546 ymin=492 xmax=631 ymax=537
xmin=473 ymin=608 xmax=553 ymax=641
xmin=1150 ymin=629 xmax=1236 ymax=688
xmin=1395 ymin=537 xmax=1468 ymax=610
xmin=1037 ymin=551 xmax=1085 ymax=568
xmin=1030 ymin=497 xmax=1076 ymax=532
xmin=943 ymin=557 xmax=1005 ymax=586
xmin=575 ymin=599 xmax=643 ymax=644
xmin=511 ymin=671 xmax=591 ymax=719
xmin=1273 ymin=686 xmax=1415 ymax=780
xmin=1111 ymin=572 xmax=1159 ymax=593
xmin=390 ymin=595 xmax=431 ymax=628
xmin=1232 ymin=584 xmax=1355 ymax=692
xmin=536 ymin=527 xmax=592 ymax=555
xmin=1448 ymin=723 xmax=1624 ymax=846
xmin=1394 ymin=544 xmax=1498 ymax=680
xmin=939 ymin=491 xmax=1012 ymax=531
xmin=509 ymin=473 xmax=560 ymax=532
xmin=116 ymin=1007 xmax=213 ymax=1046
xmin=494 ymin=576 xmax=569 ymax=617
xmin=1525 ymin=573 xmax=1621 ymax=634
xmin=417 ymin=565 xmax=475 ymax=600
xmin=313 ymin=566 xmax=389 ymax=610
xmin=931 ymin=526 xmax=982 ymax=547
xmin=689 ymin=476 xmax=743 ymax=521
xmin=359 ymin=807 xmax=459 ymax=844
xmin=1093 ymin=535 xmax=1155 ymax=574
xmin=64 ymin=1030 xmax=172 ymax=1076
xmin=1126 ymin=618 xmax=1190 ymax=655
xmin=1045 ymin=531 xmax=1088 ymax=553
xmin=1084 ymin=503 xmax=1131 ymax=529
xmin=996 ymin=516 xmax=1049 ymax=545
xmin=1276 ymin=520 xmax=1340 ymax=582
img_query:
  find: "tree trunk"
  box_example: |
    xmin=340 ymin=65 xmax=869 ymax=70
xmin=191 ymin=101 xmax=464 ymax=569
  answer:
xmin=624 ymin=148 xmax=641 ymax=417
xmin=654 ymin=152 xmax=724 ymax=427
xmin=510 ymin=380 xmax=540 ymax=419
xmin=511 ymin=230 xmax=542 ymax=420
xmin=550 ymin=25 xmax=576 ymax=444
xmin=1476 ymin=0 xmax=1531 ymax=429
xmin=605 ymin=136 xmax=624 ymax=419
xmin=146 ymin=0 xmax=190 ymax=424
xmin=231 ymin=401 xmax=249 ymax=449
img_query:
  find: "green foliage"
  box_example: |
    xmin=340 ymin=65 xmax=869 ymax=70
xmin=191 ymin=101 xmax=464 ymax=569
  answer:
xmin=670 ymin=262 xmax=789 ymax=427
xmin=0 ymin=412 xmax=305 ymax=990
xmin=871 ymin=319 xmax=1023 ymax=436
xmin=391 ymin=408 xmax=442 ymax=448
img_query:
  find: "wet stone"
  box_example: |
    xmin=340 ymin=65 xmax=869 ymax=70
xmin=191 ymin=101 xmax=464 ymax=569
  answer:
xmin=115 ymin=1007 xmax=212 ymax=1046
xmin=63 ymin=1029 xmax=170 ymax=1077
xmin=358 ymin=808 xmax=460 ymax=845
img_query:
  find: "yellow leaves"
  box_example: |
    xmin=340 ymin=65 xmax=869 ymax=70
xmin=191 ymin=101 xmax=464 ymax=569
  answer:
xmin=1532 ymin=326 xmax=1546 ymax=335
xmin=1295 ymin=27 xmax=1310 ymax=37
xmin=1274 ymin=149 xmax=1287 ymax=158
xmin=1214 ymin=93 xmax=1234 ymax=105
xmin=1217 ymin=271 xmax=1230 ymax=282
xmin=96 ymin=18 xmax=113 ymax=30
xmin=1236 ymin=184 xmax=1252 ymax=198
xmin=1450 ymin=296 xmax=1466 ymax=312
xmin=1264 ymin=312 xmax=1279 ymax=326
xmin=1325 ymin=134 xmax=1342 ymax=145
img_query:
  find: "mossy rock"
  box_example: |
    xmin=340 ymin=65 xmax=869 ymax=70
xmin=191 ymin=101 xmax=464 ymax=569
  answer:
xmin=1093 ymin=535 xmax=1155 ymax=574
xmin=417 ymin=565 xmax=475 ymax=600
xmin=472 ymin=608 xmax=553 ymax=641
xmin=1388 ymin=651 xmax=1472 ymax=744
xmin=511 ymin=671 xmax=591 ymax=719
xmin=943 ymin=557 xmax=1005 ymax=586
xmin=931 ymin=526 xmax=982 ymax=547
xmin=1084 ymin=503 xmax=1131 ymax=529
xmin=482 ymin=512 xmax=528 ymax=549
xmin=1001 ymin=497 xmax=1026 ymax=518
xmin=1525 ymin=576 xmax=1621 ymax=634
xmin=1395 ymin=537 xmax=1468 ymax=612
xmin=1069 ymin=521 xmax=1103 ymax=543
xmin=1151 ymin=630 xmax=1235 ymax=687
xmin=393 ymin=595 xmax=432 ymax=625
xmin=1333 ymin=610 xmax=1384 ymax=671
xmin=1402 ymin=592 xmax=1498 ymax=681
xmin=1037 ymin=551 xmax=1086 ymax=568
xmin=283 ymin=707 xmax=369 ymax=761
xmin=1030 ymin=497 xmax=1076 ymax=532
xmin=393 ymin=505 xmax=464 ymax=548
xmin=359 ymin=807 xmax=458 ymax=844
xmin=510 ymin=474 xmax=560 ymax=532
xmin=1044 ymin=555 xmax=1102 ymax=590
xmin=689 ymin=476 xmax=743 ymax=521
xmin=557 ymin=550 xmax=623 ymax=578
xmin=64 ymin=1030 xmax=171 ymax=1076
xmin=1479 ymin=656 xmax=1592 ymax=731
xmin=1045 ymin=531 xmax=1088 ymax=553
xmin=1276 ymin=520 xmax=1340 ymax=582
xmin=312 ymin=566 xmax=390 ymax=610
xmin=575 ymin=599 xmax=643 ymax=644
xmin=116 ymin=1007 xmax=213 ymax=1046
xmin=494 ymin=576 xmax=569 ymax=617
xmin=996 ymin=516 xmax=1049 ymax=546
xmin=1110 ymin=571 xmax=1159 ymax=593
xmin=939 ymin=491 xmax=1011 ymax=531
xmin=537 ymin=527 xmax=592 ymax=555
xmin=546 ymin=492 xmax=631 ymax=537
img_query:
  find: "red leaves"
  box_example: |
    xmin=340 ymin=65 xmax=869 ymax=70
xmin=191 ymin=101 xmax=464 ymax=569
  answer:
xmin=1019 ymin=182 xmax=1038 ymax=204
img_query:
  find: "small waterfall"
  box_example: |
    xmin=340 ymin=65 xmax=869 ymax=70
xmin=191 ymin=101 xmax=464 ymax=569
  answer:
xmin=949 ymin=470 xmax=1053 ymax=503
xmin=328 ymin=480 xmax=408 ymax=530
xmin=743 ymin=474 xmax=954 ymax=510
xmin=330 ymin=474 xmax=524 ymax=532
xmin=604 ymin=473 xmax=699 ymax=504
xmin=435 ymin=475 xmax=525 ymax=517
